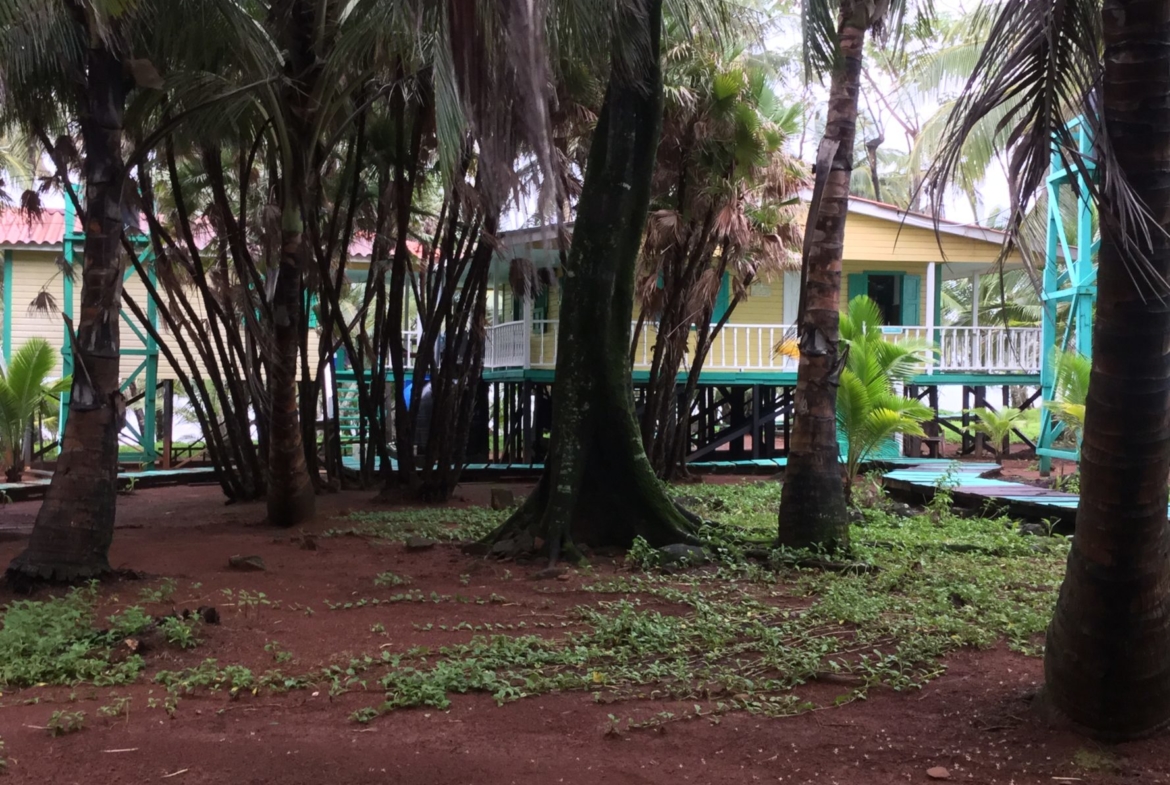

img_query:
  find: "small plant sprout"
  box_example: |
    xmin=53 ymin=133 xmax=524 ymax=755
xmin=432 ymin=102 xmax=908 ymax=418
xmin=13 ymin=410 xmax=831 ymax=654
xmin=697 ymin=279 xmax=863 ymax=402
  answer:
xmin=47 ymin=711 xmax=86 ymax=737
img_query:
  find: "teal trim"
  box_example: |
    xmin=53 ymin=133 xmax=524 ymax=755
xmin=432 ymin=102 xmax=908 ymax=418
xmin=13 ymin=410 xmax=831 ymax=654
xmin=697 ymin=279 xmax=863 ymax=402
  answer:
xmin=847 ymin=273 xmax=867 ymax=303
xmin=2 ymin=249 xmax=11 ymax=363
xmin=850 ymin=270 xmax=919 ymax=325
xmin=901 ymin=274 xmax=920 ymax=325
xmin=933 ymin=268 xmax=943 ymax=340
xmin=713 ymin=273 xmax=731 ymax=322
xmin=60 ymin=197 xmax=78 ymax=432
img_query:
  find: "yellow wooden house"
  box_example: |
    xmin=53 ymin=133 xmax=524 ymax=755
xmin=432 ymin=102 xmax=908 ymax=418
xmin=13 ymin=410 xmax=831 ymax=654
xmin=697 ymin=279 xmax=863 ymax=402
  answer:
xmin=487 ymin=196 xmax=1038 ymax=384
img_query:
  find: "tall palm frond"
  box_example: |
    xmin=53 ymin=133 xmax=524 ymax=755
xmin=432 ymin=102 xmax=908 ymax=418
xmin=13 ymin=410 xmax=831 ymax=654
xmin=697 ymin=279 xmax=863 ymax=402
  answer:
xmin=925 ymin=0 xmax=1165 ymax=296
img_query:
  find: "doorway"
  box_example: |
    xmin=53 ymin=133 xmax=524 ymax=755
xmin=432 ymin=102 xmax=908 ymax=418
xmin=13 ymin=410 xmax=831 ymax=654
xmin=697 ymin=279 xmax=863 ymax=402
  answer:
xmin=866 ymin=274 xmax=902 ymax=325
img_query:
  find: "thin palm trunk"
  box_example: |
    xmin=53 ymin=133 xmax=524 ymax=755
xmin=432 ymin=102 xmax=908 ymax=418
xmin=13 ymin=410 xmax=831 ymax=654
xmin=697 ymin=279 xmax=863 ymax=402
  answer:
xmin=267 ymin=222 xmax=316 ymax=526
xmin=7 ymin=45 xmax=127 ymax=584
xmin=776 ymin=3 xmax=866 ymax=550
xmin=1043 ymin=0 xmax=1170 ymax=739
xmin=265 ymin=0 xmax=319 ymax=526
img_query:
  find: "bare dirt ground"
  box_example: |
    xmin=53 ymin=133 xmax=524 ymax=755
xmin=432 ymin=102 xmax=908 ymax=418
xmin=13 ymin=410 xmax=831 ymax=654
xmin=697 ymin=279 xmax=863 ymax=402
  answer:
xmin=0 ymin=478 xmax=1167 ymax=785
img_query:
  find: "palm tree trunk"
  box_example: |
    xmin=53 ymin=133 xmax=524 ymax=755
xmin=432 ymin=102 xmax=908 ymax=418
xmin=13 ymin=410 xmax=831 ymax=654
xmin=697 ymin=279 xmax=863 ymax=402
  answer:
xmin=483 ymin=0 xmax=697 ymax=561
xmin=1043 ymin=0 xmax=1170 ymax=739
xmin=776 ymin=4 xmax=867 ymax=551
xmin=267 ymin=223 xmax=317 ymax=526
xmin=6 ymin=45 xmax=128 ymax=584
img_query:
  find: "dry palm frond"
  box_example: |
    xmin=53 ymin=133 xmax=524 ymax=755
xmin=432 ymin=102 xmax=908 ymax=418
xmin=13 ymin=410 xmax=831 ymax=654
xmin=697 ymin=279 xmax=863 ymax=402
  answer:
xmin=17 ymin=189 xmax=42 ymax=225
xmin=646 ymin=209 xmax=683 ymax=252
xmin=537 ymin=267 xmax=557 ymax=295
xmin=54 ymin=254 xmax=73 ymax=282
xmin=508 ymin=257 xmax=540 ymax=302
xmin=774 ymin=336 xmax=799 ymax=359
xmin=26 ymin=288 xmax=58 ymax=317
xmin=688 ymin=266 xmax=724 ymax=318
xmin=635 ymin=270 xmax=666 ymax=318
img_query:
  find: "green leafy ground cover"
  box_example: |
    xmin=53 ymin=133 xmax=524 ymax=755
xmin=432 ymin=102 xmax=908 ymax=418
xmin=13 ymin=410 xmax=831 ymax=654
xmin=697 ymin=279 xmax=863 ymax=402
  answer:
xmin=0 ymin=477 xmax=1067 ymax=733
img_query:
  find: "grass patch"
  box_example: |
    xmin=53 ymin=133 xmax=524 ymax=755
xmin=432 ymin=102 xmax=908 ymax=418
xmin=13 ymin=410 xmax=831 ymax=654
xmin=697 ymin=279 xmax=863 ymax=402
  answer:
xmin=341 ymin=483 xmax=1067 ymax=725
xmin=0 ymin=584 xmax=152 ymax=688
xmin=324 ymin=507 xmax=503 ymax=543
xmin=1 ymin=479 xmax=1068 ymax=735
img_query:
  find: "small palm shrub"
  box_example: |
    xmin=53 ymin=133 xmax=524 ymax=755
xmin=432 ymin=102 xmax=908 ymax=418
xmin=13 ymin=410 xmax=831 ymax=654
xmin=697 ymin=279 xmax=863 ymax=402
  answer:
xmin=837 ymin=297 xmax=934 ymax=499
xmin=0 ymin=338 xmax=70 ymax=482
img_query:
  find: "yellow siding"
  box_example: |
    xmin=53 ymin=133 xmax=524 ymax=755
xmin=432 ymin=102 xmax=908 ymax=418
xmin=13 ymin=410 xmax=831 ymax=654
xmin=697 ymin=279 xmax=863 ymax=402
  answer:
xmin=7 ymin=253 xmax=324 ymax=385
xmin=728 ymin=278 xmax=782 ymax=325
xmin=9 ymin=252 xmax=69 ymax=376
xmin=841 ymin=214 xmax=1012 ymax=264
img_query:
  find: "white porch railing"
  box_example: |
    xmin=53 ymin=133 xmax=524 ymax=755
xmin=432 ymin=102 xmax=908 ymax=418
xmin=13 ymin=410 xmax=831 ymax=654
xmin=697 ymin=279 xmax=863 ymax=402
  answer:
xmin=482 ymin=320 xmax=1043 ymax=375
xmin=485 ymin=321 xmax=529 ymax=368
xmin=935 ymin=326 xmax=1042 ymax=373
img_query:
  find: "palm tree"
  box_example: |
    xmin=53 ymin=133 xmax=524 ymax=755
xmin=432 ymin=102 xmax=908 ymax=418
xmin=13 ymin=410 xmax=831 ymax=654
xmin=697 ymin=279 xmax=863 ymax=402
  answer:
xmin=836 ymin=296 xmax=932 ymax=496
xmin=1 ymin=0 xmax=142 ymax=583
xmin=485 ymin=0 xmax=726 ymax=562
xmin=0 ymin=339 xmax=70 ymax=483
xmin=941 ymin=268 xmax=1043 ymax=327
xmin=927 ymin=0 xmax=1170 ymax=740
xmin=778 ymin=0 xmax=920 ymax=551
xmin=637 ymin=26 xmax=806 ymax=479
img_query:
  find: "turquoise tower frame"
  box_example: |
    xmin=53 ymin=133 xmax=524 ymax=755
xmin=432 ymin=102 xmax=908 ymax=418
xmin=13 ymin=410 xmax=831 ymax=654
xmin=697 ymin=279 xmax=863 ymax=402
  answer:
xmin=1037 ymin=117 xmax=1098 ymax=473
xmin=59 ymin=197 xmax=161 ymax=467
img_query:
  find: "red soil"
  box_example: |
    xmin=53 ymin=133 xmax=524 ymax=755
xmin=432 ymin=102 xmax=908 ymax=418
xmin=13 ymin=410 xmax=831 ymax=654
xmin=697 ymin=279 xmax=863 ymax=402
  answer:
xmin=0 ymin=481 xmax=1167 ymax=785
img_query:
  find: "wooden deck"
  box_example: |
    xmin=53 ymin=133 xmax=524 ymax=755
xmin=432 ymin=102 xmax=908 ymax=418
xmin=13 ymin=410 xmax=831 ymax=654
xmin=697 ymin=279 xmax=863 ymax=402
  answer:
xmin=881 ymin=461 xmax=1168 ymax=524
xmin=0 ymin=466 xmax=218 ymax=503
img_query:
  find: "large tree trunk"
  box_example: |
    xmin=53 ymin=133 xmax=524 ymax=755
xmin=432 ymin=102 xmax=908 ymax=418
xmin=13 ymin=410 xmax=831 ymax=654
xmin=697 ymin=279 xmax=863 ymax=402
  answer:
xmin=775 ymin=5 xmax=866 ymax=551
xmin=1043 ymin=0 xmax=1170 ymax=740
xmin=6 ymin=46 xmax=128 ymax=584
xmin=485 ymin=0 xmax=696 ymax=561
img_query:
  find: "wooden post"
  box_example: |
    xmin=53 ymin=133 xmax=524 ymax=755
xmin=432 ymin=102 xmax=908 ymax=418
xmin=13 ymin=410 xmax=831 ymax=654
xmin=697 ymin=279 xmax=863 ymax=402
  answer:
xmin=962 ymin=386 xmax=974 ymax=456
xmin=162 ymin=379 xmax=173 ymax=469
xmin=522 ymin=380 xmax=534 ymax=464
xmin=904 ymin=384 xmax=919 ymax=456
xmin=925 ymin=262 xmax=936 ymax=375
xmin=751 ymin=384 xmax=761 ymax=459
xmin=971 ymin=274 xmax=981 ymax=327
xmin=1001 ymin=385 xmax=1011 ymax=461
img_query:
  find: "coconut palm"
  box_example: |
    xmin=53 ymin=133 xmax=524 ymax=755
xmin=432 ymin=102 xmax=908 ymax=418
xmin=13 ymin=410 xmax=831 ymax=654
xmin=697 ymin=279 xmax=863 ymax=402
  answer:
xmin=965 ymin=407 xmax=1026 ymax=464
xmin=925 ymin=0 xmax=1170 ymax=740
xmin=836 ymin=296 xmax=933 ymax=496
xmin=778 ymin=0 xmax=927 ymax=551
xmin=0 ymin=0 xmax=150 ymax=583
xmin=0 ymin=339 xmax=70 ymax=483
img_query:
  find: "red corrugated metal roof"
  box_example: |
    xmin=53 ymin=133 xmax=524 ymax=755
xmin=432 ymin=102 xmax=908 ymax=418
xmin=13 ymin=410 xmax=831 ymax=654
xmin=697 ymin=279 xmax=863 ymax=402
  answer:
xmin=0 ymin=208 xmax=69 ymax=245
xmin=0 ymin=210 xmax=423 ymax=260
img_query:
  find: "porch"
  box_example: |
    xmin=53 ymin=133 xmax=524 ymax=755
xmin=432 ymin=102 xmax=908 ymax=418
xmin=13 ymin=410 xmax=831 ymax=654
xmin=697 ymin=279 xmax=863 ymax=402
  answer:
xmin=484 ymin=319 xmax=1043 ymax=376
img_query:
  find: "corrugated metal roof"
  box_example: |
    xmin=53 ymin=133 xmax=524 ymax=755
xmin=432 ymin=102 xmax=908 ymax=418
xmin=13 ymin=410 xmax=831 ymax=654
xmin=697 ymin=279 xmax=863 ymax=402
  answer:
xmin=0 ymin=210 xmax=422 ymax=260
xmin=0 ymin=208 xmax=69 ymax=246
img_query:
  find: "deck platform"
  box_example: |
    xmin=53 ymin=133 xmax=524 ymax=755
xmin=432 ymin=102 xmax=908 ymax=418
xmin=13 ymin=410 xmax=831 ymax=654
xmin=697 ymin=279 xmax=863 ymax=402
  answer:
xmin=1 ymin=466 xmax=218 ymax=503
xmin=882 ymin=461 xmax=1170 ymax=524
